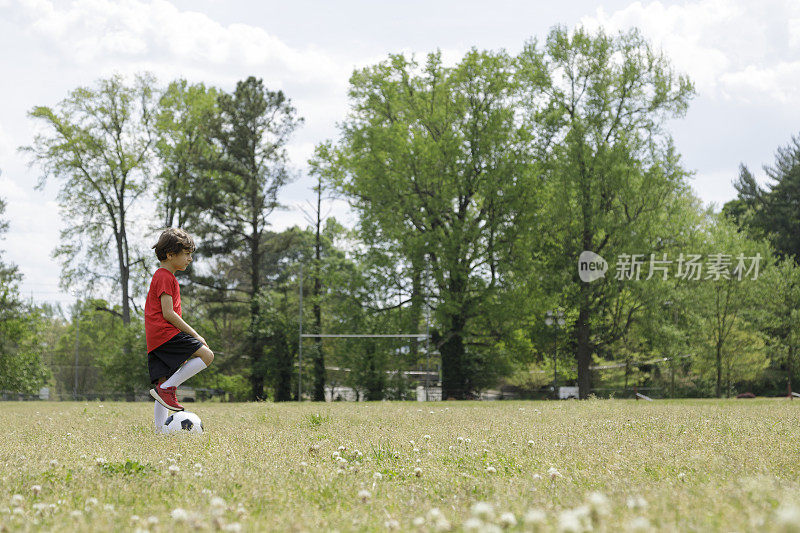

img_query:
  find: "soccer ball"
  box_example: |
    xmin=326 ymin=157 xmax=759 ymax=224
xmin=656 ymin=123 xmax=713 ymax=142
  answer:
xmin=163 ymin=411 xmax=203 ymax=434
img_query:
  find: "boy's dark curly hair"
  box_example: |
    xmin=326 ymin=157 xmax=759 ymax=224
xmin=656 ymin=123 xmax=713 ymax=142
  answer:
xmin=152 ymin=228 xmax=196 ymax=261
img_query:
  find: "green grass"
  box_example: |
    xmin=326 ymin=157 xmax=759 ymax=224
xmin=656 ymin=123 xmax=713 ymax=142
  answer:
xmin=2 ymin=399 xmax=800 ymax=531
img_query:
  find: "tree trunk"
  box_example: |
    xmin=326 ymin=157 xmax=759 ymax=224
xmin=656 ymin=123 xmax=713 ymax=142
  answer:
xmin=715 ymin=342 xmax=722 ymax=398
xmin=440 ymin=313 xmax=467 ymax=399
xmin=312 ymin=184 xmax=325 ymax=401
xmin=576 ymin=293 xmax=592 ymax=399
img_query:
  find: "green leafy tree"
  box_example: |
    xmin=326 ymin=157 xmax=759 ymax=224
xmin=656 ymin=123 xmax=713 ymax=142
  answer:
xmin=318 ymin=49 xmax=545 ymax=399
xmin=518 ymin=26 xmax=695 ymax=398
xmin=21 ymin=74 xmax=158 ymax=325
xmin=154 ymin=79 xmax=219 ymax=229
xmin=0 ymin=194 xmax=50 ymax=393
xmin=188 ymin=77 xmax=303 ymax=401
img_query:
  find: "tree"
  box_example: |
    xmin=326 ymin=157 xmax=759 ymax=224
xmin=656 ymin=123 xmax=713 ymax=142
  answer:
xmin=723 ymin=134 xmax=800 ymax=262
xmin=518 ymin=26 xmax=695 ymax=398
xmin=22 ymin=74 xmax=158 ymax=325
xmin=154 ymin=79 xmax=219 ymax=229
xmin=0 ymin=192 xmax=49 ymax=393
xmin=318 ymin=49 xmax=546 ymax=399
xmin=189 ymin=76 xmax=303 ymax=400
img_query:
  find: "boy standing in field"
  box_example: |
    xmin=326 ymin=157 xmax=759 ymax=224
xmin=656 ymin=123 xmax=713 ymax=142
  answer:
xmin=145 ymin=228 xmax=214 ymax=431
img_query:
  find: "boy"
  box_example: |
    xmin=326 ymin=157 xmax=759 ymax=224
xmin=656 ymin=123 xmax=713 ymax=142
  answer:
xmin=145 ymin=228 xmax=214 ymax=432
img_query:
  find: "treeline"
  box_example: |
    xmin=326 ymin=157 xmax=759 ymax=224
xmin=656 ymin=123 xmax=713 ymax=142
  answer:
xmin=2 ymin=25 xmax=800 ymax=401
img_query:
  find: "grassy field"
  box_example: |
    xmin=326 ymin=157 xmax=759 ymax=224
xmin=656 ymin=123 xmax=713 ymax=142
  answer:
xmin=2 ymin=399 xmax=800 ymax=532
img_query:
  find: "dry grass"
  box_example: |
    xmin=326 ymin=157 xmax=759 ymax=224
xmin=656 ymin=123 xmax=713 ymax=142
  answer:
xmin=2 ymin=398 xmax=800 ymax=532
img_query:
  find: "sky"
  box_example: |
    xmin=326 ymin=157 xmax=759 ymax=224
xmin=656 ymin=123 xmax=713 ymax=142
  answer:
xmin=1 ymin=0 xmax=799 ymax=309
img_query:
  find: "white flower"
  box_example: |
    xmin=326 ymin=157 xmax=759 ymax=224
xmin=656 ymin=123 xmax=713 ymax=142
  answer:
xmin=130 ymin=515 xmax=140 ymax=523
xmin=471 ymin=502 xmax=495 ymax=521
xmin=776 ymin=504 xmax=800 ymax=528
xmin=413 ymin=448 xmax=420 ymax=453
xmin=210 ymin=497 xmax=226 ymax=514
xmin=85 ymin=497 xmax=98 ymax=508
xmin=373 ymin=472 xmax=383 ymax=480
xmin=384 ymin=518 xmax=400 ymax=529
xmin=463 ymin=517 xmax=483 ymax=531
xmin=358 ymin=489 xmax=371 ymax=503
xmin=171 ymin=508 xmax=189 ymax=522
xmin=338 ymin=445 xmax=347 ymax=452
xmin=49 ymin=459 xmax=58 ymax=467
xmin=587 ymin=491 xmax=610 ymax=519
xmin=499 ymin=512 xmax=517 ymax=528
xmin=532 ymin=473 xmax=542 ymax=481
xmin=412 ymin=516 xmax=425 ymax=527
xmin=80 ymin=454 xmax=87 ymax=459
xmin=457 ymin=437 xmax=465 ymax=443
xmin=557 ymin=506 xmax=590 ymax=533
xmin=31 ymin=485 xmax=41 ymax=496
xmin=677 ymin=472 xmax=686 ymax=481
xmin=222 ymin=523 xmax=242 ymax=532
xmin=236 ymin=503 xmax=247 ymax=518
xmin=10 ymin=494 xmax=24 ymax=507
xmin=527 ymin=440 xmax=535 ymax=447
xmin=547 ymin=467 xmax=563 ymax=480
xmin=485 ymin=466 xmax=497 ymax=474
xmin=194 ymin=463 xmax=203 ymax=470
xmin=70 ymin=510 xmax=83 ymax=519
xmin=146 ymin=516 xmax=159 ymax=526
xmin=95 ymin=457 xmax=107 ymax=465
xmin=626 ymin=496 xmax=648 ymax=510
xmin=103 ymin=504 xmax=115 ymax=513
xmin=627 ymin=516 xmax=651 ymax=532
xmin=523 ymin=508 xmax=547 ymax=526
xmin=168 ymin=465 xmax=180 ymax=475
xmin=423 ymin=435 xmax=431 ymax=441
xmin=414 ymin=467 xmax=422 ymax=477
xmin=427 ymin=508 xmax=443 ymax=520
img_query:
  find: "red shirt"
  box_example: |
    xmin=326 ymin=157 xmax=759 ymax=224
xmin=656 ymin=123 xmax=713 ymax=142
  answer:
xmin=145 ymin=268 xmax=182 ymax=352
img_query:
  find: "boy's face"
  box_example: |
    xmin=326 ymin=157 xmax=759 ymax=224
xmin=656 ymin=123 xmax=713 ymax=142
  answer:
xmin=166 ymin=249 xmax=193 ymax=271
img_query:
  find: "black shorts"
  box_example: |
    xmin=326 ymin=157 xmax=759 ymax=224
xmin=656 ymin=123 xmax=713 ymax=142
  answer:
xmin=148 ymin=332 xmax=205 ymax=384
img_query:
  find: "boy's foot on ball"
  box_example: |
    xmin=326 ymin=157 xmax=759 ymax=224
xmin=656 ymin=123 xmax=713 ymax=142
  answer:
xmin=150 ymin=385 xmax=184 ymax=411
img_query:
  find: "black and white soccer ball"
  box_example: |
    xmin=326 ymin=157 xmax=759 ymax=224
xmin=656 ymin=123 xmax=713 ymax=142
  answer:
xmin=163 ymin=411 xmax=203 ymax=434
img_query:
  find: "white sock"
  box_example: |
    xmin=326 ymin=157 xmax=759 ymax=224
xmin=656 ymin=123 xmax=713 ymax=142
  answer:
xmin=161 ymin=357 xmax=207 ymax=388
xmin=154 ymin=400 xmax=169 ymax=431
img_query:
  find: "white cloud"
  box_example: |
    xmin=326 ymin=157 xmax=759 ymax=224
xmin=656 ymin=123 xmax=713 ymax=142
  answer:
xmin=10 ymin=0 xmax=352 ymax=85
xmin=580 ymin=0 xmax=800 ymax=104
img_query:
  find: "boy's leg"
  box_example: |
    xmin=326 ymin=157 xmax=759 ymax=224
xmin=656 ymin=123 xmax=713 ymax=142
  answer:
xmin=161 ymin=346 xmax=214 ymax=389
xmin=154 ymin=377 xmax=169 ymax=431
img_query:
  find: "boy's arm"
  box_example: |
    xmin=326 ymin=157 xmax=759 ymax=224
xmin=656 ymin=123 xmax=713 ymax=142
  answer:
xmin=160 ymin=293 xmax=207 ymax=346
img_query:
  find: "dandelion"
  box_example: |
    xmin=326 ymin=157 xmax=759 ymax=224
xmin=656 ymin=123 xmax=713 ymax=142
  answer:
xmin=332 ymin=451 xmax=341 ymax=459
xmin=338 ymin=445 xmax=347 ymax=452
xmin=171 ymin=508 xmax=189 ymax=522
xmin=414 ymin=467 xmax=422 ymax=477
xmin=168 ymin=464 xmax=180 ymax=475
xmin=499 ymin=512 xmax=517 ymax=528
xmin=358 ymin=489 xmax=371 ymax=503
xmin=463 ymin=517 xmax=483 ymax=531
xmin=627 ymin=516 xmax=651 ymax=532
xmin=532 ymin=473 xmax=542 ymax=481
xmin=31 ymin=485 xmax=41 ymax=496
xmin=548 ymin=467 xmax=563 ymax=480
xmin=32 ymin=503 xmax=47 ymax=514
xmin=557 ymin=506 xmax=590 ymax=533
xmin=527 ymin=440 xmax=535 ymax=447
xmin=194 ymin=471 xmax=203 ymax=477
xmin=423 ymin=435 xmax=431 ymax=441
xmin=587 ymin=492 xmax=610 ymax=523
xmin=211 ymin=497 xmax=226 ymax=516
xmin=373 ymin=472 xmax=383 ymax=480
xmin=104 ymin=504 xmax=115 ymax=513
xmin=485 ymin=466 xmax=497 ymax=474
xmin=236 ymin=503 xmax=247 ymax=518
xmin=146 ymin=516 xmax=159 ymax=526
xmin=385 ymin=518 xmax=400 ymax=529
xmin=412 ymin=516 xmax=425 ymax=527
xmin=309 ymin=443 xmax=320 ymax=454
xmin=626 ymin=496 xmax=648 ymax=510
xmin=471 ymin=501 xmax=495 ymax=521
xmin=49 ymin=459 xmax=58 ymax=467
xmin=194 ymin=463 xmax=203 ymax=469
xmin=10 ymin=494 xmax=24 ymax=507
xmin=409 ymin=440 xmax=415 ymax=446
xmin=85 ymin=497 xmax=98 ymax=509
xmin=677 ymin=472 xmax=686 ymax=481
xmin=457 ymin=436 xmax=465 ymax=444
xmin=523 ymin=508 xmax=547 ymax=528
xmin=95 ymin=457 xmax=107 ymax=465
